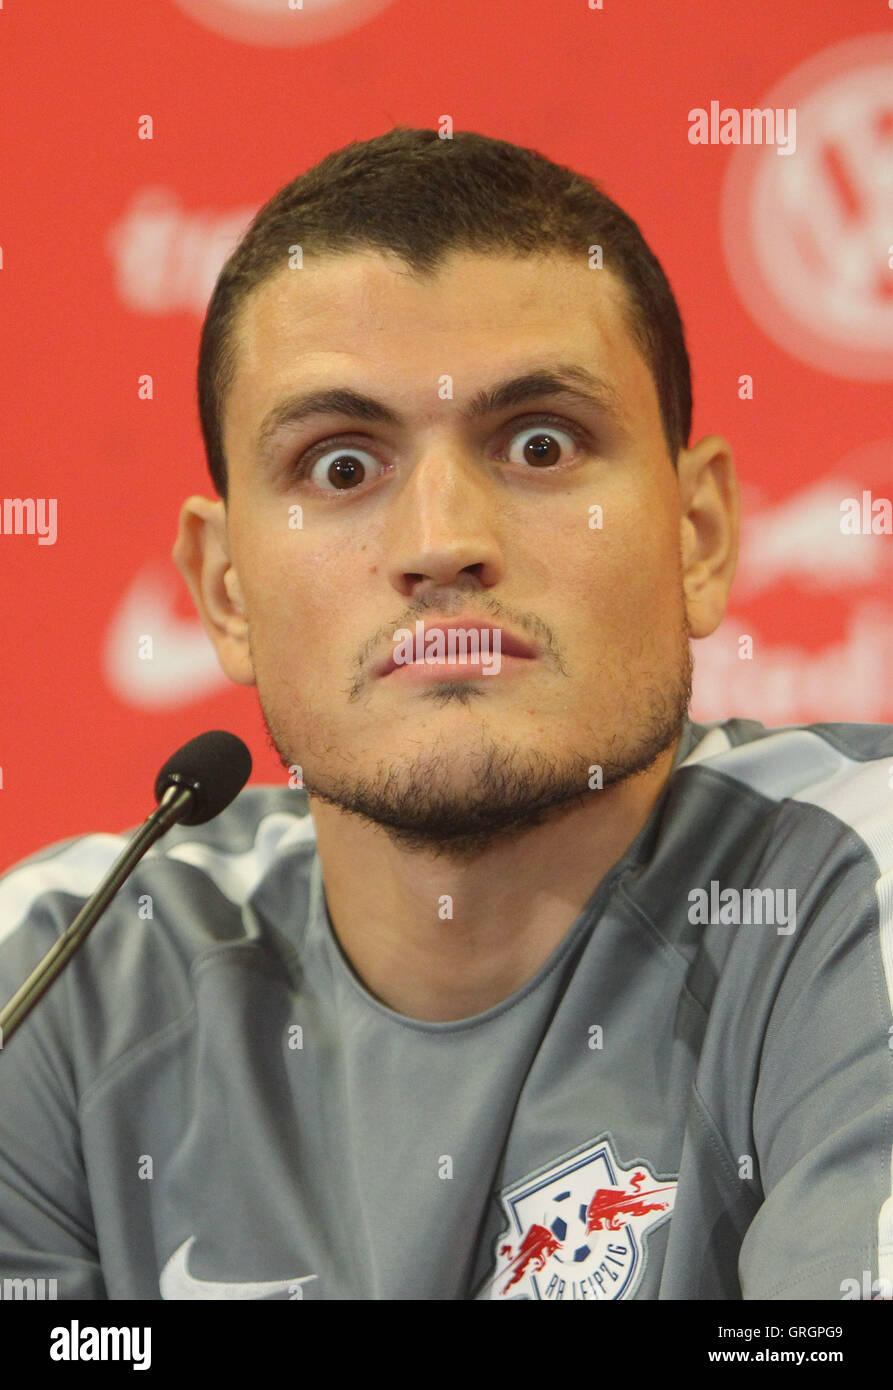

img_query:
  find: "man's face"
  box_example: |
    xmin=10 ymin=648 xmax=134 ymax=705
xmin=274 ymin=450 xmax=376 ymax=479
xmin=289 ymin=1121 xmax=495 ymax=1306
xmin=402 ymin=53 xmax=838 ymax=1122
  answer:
xmin=214 ymin=249 xmax=695 ymax=856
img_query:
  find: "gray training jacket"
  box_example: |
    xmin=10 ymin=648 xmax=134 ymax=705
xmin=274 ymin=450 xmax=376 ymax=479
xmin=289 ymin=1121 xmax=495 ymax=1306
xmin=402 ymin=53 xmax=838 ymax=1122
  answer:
xmin=0 ymin=715 xmax=891 ymax=1300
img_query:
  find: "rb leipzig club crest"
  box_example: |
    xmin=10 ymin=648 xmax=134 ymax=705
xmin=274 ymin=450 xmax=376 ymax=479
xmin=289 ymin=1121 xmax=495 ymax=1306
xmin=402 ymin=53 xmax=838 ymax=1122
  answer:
xmin=482 ymin=1135 xmax=677 ymax=1300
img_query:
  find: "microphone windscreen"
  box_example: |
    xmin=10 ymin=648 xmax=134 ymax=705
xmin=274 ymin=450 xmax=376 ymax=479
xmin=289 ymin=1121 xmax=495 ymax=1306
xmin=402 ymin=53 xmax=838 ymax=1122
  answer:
xmin=154 ymin=731 xmax=253 ymax=825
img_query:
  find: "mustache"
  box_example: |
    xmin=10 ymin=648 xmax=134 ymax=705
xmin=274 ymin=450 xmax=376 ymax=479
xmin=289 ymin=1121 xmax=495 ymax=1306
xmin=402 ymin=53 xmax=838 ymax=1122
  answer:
xmin=355 ymin=597 xmax=558 ymax=674
xmin=341 ymin=597 xmax=566 ymax=703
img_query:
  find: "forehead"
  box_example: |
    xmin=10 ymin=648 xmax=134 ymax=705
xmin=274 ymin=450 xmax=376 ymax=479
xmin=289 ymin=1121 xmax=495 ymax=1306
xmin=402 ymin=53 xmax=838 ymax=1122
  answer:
xmin=223 ymin=249 xmax=658 ymax=455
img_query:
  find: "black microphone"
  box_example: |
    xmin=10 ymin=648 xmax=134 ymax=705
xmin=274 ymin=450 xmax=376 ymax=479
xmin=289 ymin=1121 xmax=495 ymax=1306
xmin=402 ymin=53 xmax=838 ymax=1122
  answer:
xmin=0 ymin=731 xmax=252 ymax=1051
xmin=154 ymin=730 xmax=253 ymax=825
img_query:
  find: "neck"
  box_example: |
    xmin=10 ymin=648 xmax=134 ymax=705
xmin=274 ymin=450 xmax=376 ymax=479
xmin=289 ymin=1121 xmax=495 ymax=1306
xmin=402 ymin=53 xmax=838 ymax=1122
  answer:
xmin=309 ymin=734 xmax=682 ymax=1022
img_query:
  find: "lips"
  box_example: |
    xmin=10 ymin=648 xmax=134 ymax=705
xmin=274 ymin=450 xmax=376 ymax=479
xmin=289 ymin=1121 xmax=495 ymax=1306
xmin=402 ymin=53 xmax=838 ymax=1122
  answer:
xmin=374 ymin=618 xmax=538 ymax=677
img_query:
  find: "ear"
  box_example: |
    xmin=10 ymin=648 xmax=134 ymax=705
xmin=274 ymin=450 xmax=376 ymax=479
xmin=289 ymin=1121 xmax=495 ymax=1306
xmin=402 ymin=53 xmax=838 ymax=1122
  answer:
xmin=172 ymin=495 xmax=256 ymax=686
xmin=677 ymin=434 xmax=740 ymax=639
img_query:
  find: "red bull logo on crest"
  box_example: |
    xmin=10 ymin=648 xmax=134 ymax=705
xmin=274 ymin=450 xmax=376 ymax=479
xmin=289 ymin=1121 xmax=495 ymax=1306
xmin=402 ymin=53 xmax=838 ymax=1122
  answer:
xmin=482 ymin=1136 xmax=677 ymax=1300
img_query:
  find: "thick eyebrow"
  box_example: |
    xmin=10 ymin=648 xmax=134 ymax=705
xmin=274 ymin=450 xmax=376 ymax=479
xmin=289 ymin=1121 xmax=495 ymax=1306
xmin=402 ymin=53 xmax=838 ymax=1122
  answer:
xmin=254 ymin=363 xmax=627 ymax=463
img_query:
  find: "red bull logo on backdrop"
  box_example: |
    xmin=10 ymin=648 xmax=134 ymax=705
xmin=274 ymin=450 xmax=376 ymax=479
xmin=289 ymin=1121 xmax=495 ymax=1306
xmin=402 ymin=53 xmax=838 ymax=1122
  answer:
xmin=483 ymin=1136 xmax=677 ymax=1300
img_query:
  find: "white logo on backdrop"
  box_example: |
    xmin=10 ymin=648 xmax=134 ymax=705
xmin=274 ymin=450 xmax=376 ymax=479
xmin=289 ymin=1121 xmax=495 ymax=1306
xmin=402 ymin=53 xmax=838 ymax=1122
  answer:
xmin=692 ymin=440 xmax=893 ymax=725
xmin=107 ymin=188 xmax=257 ymax=315
xmin=722 ymin=32 xmax=893 ymax=380
xmin=171 ymin=0 xmax=395 ymax=48
xmin=104 ymin=563 xmax=226 ymax=709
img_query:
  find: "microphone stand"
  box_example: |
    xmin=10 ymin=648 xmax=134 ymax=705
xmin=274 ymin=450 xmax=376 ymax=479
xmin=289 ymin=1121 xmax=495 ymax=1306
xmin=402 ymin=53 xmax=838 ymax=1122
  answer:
xmin=0 ymin=784 xmax=194 ymax=1049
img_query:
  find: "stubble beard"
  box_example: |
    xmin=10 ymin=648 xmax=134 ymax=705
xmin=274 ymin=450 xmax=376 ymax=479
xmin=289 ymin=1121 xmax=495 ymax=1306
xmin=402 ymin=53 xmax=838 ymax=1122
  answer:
xmin=259 ymin=622 xmax=694 ymax=864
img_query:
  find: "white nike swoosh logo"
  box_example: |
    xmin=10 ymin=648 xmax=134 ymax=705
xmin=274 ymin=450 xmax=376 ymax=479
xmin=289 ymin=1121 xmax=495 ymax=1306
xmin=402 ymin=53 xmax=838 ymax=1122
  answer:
xmin=104 ymin=562 xmax=230 ymax=708
xmin=159 ymin=1236 xmax=318 ymax=1300
xmin=735 ymin=475 xmax=889 ymax=596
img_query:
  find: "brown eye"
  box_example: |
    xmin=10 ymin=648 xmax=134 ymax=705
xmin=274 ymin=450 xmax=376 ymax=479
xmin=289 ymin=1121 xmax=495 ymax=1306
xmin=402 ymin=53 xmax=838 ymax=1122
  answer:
xmin=506 ymin=423 xmax=579 ymax=469
xmin=524 ymin=433 xmax=562 ymax=466
xmin=327 ymin=456 xmax=365 ymax=489
xmin=308 ymin=445 xmax=381 ymax=491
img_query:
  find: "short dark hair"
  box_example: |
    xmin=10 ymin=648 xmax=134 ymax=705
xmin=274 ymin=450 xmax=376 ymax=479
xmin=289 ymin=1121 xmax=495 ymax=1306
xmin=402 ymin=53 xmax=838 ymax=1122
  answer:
xmin=197 ymin=127 xmax=692 ymax=500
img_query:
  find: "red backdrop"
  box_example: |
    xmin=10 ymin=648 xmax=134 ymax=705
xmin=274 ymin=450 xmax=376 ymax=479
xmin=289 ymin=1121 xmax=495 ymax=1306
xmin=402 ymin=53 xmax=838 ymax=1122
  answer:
xmin=1 ymin=0 xmax=891 ymax=871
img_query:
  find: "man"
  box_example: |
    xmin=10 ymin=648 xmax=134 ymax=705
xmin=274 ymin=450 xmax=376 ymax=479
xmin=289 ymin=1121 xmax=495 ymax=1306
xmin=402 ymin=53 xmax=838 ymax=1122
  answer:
xmin=0 ymin=127 xmax=890 ymax=1301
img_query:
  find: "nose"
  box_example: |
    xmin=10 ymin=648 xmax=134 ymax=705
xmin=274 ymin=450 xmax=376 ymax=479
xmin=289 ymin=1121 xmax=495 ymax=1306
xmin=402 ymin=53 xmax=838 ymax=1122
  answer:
xmin=381 ymin=441 xmax=505 ymax=599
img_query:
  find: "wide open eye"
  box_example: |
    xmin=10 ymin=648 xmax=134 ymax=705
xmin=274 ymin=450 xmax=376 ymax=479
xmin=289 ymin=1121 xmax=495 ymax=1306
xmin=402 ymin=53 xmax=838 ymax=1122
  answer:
xmin=504 ymin=419 xmax=585 ymax=469
xmin=305 ymin=443 xmax=384 ymax=492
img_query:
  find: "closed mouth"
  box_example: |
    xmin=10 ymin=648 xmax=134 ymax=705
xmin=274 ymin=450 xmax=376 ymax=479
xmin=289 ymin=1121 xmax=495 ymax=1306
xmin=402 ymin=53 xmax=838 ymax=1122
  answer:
xmin=374 ymin=618 xmax=538 ymax=677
